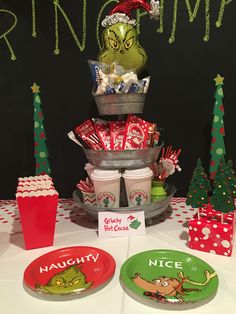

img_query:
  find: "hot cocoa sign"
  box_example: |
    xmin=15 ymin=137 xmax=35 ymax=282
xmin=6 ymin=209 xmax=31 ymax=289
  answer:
xmin=98 ymin=211 xmax=145 ymax=238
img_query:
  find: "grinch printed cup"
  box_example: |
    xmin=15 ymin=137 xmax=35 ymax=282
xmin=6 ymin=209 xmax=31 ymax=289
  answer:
xmin=123 ymin=167 xmax=153 ymax=207
xmin=91 ymin=169 xmax=121 ymax=208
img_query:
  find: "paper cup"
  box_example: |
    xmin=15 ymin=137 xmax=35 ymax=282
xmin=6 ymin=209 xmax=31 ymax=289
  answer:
xmin=123 ymin=167 xmax=153 ymax=206
xmin=91 ymin=169 xmax=121 ymax=208
xmin=82 ymin=191 xmax=97 ymax=206
xmin=84 ymin=163 xmax=96 ymax=180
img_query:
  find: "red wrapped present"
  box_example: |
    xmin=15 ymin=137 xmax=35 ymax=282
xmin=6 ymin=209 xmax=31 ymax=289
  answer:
xmin=200 ymin=203 xmax=235 ymax=220
xmin=188 ymin=206 xmax=235 ymax=257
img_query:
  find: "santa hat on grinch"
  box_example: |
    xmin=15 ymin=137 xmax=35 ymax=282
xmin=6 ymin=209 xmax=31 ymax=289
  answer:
xmin=102 ymin=0 xmax=160 ymax=27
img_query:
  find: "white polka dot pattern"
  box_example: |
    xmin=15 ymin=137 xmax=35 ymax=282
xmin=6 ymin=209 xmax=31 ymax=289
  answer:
xmin=188 ymin=204 xmax=235 ymax=256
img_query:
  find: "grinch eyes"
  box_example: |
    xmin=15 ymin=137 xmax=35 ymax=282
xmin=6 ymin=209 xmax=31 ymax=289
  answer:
xmin=69 ymin=278 xmax=80 ymax=286
xmin=56 ymin=278 xmax=65 ymax=287
xmin=109 ymin=38 xmax=119 ymax=50
xmin=108 ymin=37 xmax=134 ymax=50
xmin=124 ymin=37 xmax=134 ymax=49
xmin=55 ymin=277 xmax=81 ymax=287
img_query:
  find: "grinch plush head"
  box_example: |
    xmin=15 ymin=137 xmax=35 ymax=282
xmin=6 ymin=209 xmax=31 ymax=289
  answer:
xmin=99 ymin=0 xmax=160 ymax=75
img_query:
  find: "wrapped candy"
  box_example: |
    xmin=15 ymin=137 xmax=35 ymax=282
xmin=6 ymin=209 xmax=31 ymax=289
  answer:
xmin=93 ymin=118 xmax=111 ymax=150
xmin=69 ymin=115 xmax=163 ymax=151
xmin=139 ymin=76 xmax=150 ymax=93
xmin=110 ymin=120 xmax=126 ymax=150
xmin=88 ymin=60 xmax=150 ymax=95
xmin=123 ymin=114 xmax=151 ymax=150
xmin=73 ymin=119 xmax=103 ymax=150
xmin=88 ymin=60 xmax=110 ymax=93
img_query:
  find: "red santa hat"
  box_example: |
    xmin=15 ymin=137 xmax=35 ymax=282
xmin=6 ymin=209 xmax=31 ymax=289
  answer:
xmin=102 ymin=0 xmax=160 ymax=27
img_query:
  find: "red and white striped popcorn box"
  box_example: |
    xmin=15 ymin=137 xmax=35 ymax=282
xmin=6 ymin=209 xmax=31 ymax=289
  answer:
xmin=16 ymin=175 xmax=58 ymax=250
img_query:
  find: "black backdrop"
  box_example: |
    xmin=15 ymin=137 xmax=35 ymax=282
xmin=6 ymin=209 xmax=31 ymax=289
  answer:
xmin=0 ymin=0 xmax=235 ymax=199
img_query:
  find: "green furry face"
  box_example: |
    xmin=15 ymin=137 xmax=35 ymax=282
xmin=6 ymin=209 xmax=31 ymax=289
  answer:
xmin=37 ymin=265 xmax=92 ymax=295
xmin=99 ymin=23 xmax=147 ymax=74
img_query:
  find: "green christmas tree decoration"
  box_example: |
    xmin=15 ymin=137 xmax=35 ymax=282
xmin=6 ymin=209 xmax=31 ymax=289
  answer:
xmin=226 ymin=160 xmax=236 ymax=198
xmin=209 ymin=74 xmax=226 ymax=180
xmin=214 ymin=157 xmax=227 ymax=180
xmin=211 ymin=162 xmax=235 ymax=214
xmin=186 ymin=159 xmax=211 ymax=208
xmin=213 ymin=157 xmax=236 ymax=199
xmin=31 ymin=83 xmax=51 ymax=175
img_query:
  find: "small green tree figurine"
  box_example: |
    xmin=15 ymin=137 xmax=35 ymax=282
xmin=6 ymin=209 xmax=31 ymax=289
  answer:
xmin=226 ymin=160 xmax=236 ymax=198
xmin=211 ymin=162 xmax=234 ymax=223
xmin=209 ymin=74 xmax=226 ymax=180
xmin=215 ymin=157 xmax=236 ymax=197
xmin=186 ymin=159 xmax=211 ymax=218
xmin=31 ymin=82 xmax=51 ymax=175
xmin=214 ymin=157 xmax=227 ymax=180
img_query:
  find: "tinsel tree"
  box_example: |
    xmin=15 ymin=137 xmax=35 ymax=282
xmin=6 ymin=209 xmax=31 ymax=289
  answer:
xmin=214 ymin=158 xmax=236 ymax=198
xmin=226 ymin=160 xmax=236 ymax=198
xmin=31 ymin=82 xmax=51 ymax=175
xmin=211 ymin=160 xmax=234 ymax=221
xmin=186 ymin=159 xmax=211 ymax=212
xmin=209 ymin=74 xmax=226 ymax=180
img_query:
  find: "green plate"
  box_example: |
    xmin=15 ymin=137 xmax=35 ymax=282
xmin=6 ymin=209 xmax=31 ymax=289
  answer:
xmin=120 ymin=249 xmax=218 ymax=306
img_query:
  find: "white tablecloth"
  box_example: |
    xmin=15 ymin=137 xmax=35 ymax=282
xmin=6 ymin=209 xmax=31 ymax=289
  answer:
xmin=0 ymin=198 xmax=235 ymax=314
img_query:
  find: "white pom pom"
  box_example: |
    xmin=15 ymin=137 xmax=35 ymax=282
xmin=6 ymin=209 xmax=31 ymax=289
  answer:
xmin=150 ymin=0 xmax=160 ymax=20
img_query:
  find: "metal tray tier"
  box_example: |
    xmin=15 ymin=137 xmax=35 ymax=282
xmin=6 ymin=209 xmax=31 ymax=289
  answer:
xmin=73 ymin=184 xmax=176 ymax=221
xmin=94 ymin=93 xmax=146 ymax=115
xmin=82 ymin=143 xmax=163 ymax=169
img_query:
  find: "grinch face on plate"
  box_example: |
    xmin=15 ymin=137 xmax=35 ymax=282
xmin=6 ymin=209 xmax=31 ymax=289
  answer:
xmin=99 ymin=22 xmax=147 ymax=74
xmin=37 ymin=265 xmax=93 ymax=295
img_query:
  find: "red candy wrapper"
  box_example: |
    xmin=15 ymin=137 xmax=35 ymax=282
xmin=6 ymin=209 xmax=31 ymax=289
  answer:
xmin=146 ymin=123 xmax=156 ymax=147
xmin=110 ymin=121 xmax=126 ymax=150
xmin=73 ymin=119 xmax=103 ymax=150
xmin=93 ymin=118 xmax=111 ymax=150
xmin=153 ymin=130 xmax=161 ymax=147
xmin=123 ymin=114 xmax=151 ymax=150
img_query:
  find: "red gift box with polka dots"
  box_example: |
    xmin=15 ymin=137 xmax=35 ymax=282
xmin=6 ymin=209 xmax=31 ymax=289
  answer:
xmin=188 ymin=205 xmax=235 ymax=257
